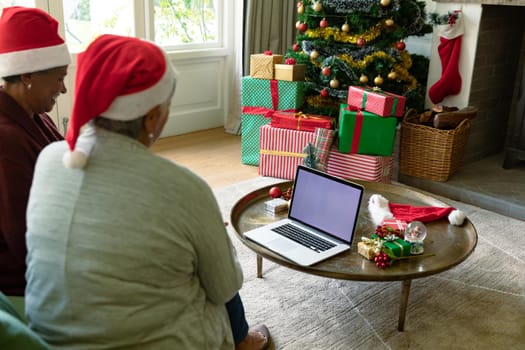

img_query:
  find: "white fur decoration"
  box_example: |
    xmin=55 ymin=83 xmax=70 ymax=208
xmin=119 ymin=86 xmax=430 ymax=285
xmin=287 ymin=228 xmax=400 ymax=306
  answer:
xmin=368 ymin=194 xmax=394 ymax=226
xmin=63 ymin=149 xmax=88 ymax=169
xmin=448 ymin=209 xmax=466 ymax=226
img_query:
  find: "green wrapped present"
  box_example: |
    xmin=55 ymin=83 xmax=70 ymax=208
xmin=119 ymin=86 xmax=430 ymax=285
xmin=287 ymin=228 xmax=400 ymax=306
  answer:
xmin=338 ymin=104 xmax=397 ymax=156
xmin=240 ymin=77 xmax=305 ymax=165
xmin=383 ymin=239 xmax=411 ymax=258
xmin=241 ymin=77 xmax=304 ymax=111
xmin=241 ymin=114 xmax=271 ymax=165
xmin=370 ymin=234 xmax=411 ymax=258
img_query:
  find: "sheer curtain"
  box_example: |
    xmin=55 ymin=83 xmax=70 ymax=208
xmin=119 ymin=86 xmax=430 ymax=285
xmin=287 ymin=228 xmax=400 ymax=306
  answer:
xmin=224 ymin=0 xmax=297 ymax=134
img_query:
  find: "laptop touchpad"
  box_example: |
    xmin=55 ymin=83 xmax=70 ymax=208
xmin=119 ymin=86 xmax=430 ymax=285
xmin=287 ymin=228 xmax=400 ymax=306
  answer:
xmin=267 ymin=238 xmax=296 ymax=252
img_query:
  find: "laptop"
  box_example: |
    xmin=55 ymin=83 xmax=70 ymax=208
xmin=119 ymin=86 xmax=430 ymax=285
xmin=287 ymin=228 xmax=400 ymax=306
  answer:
xmin=244 ymin=165 xmax=364 ymax=266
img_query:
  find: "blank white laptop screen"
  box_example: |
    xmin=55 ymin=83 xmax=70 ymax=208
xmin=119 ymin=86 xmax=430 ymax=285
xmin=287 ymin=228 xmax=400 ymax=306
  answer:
xmin=289 ymin=166 xmax=362 ymax=243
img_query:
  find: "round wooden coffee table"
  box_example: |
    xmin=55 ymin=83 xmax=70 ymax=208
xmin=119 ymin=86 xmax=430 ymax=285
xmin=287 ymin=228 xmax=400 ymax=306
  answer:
xmin=230 ymin=180 xmax=478 ymax=331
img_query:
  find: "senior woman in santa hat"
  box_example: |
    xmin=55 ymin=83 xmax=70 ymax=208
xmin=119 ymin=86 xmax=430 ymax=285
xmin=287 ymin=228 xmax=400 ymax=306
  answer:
xmin=0 ymin=6 xmax=70 ymax=296
xmin=25 ymin=34 xmax=269 ymax=350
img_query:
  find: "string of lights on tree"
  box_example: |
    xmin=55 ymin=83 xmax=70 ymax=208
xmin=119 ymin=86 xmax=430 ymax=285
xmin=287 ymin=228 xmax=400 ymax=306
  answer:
xmin=286 ymin=0 xmax=432 ymax=116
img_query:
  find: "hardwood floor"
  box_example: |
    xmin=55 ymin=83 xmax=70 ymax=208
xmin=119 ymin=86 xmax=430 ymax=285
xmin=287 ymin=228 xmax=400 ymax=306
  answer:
xmin=151 ymin=127 xmax=259 ymax=188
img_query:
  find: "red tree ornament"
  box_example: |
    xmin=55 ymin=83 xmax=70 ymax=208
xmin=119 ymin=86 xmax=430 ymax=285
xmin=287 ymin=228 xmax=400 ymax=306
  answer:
xmin=322 ymin=66 xmax=331 ymax=76
xmin=298 ymin=22 xmax=308 ymax=32
xmin=320 ymin=88 xmax=329 ymax=98
xmin=396 ymin=41 xmax=406 ymax=51
xmin=357 ymin=37 xmax=366 ymax=47
xmin=292 ymin=43 xmax=301 ymax=52
xmin=320 ymin=18 xmax=328 ymax=28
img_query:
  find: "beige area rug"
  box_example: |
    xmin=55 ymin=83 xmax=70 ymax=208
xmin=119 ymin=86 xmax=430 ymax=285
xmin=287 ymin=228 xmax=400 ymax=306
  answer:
xmin=214 ymin=177 xmax=525 ymax=350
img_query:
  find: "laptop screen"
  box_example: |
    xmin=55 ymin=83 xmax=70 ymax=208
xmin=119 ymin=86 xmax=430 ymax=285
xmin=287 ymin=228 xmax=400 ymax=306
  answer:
xmin=288 ymin=166 xmax=364 ymax=243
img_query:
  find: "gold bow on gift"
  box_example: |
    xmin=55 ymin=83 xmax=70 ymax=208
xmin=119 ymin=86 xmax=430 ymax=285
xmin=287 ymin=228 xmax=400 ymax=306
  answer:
xmin=293 ymin=112 xmax=331 ymax=130
xmin=360 ymin=236 xmax=383 ymax=254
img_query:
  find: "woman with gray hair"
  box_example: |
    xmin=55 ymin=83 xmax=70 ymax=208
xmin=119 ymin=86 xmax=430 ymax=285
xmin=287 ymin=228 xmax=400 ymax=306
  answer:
xmin=25 ymin=34 xmax=269 ymax=350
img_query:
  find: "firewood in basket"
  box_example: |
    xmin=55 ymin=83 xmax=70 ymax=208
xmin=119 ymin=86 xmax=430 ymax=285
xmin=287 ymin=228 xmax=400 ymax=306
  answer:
xmin=433 ymin=106 xmax=478 ymax=129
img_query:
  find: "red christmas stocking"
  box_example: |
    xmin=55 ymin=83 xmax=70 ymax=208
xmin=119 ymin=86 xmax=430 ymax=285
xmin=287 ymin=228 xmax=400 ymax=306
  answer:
xmin=428 ymin=16 xmax=464 ymax=105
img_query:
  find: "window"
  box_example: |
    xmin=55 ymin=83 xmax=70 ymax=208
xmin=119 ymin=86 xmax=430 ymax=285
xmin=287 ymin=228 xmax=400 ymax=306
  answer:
xmin=61 ymin=0 xmax=221 ymax=53
xmin=62 ymin=0 xmax=134 ymax=53
xmin=0 ymin=0 xmax=35 ymax=9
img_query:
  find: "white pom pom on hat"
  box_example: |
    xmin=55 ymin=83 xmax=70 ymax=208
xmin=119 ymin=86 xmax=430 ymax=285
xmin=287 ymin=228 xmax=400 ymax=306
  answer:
xmin=62 ymin=34 xmax=176 ymax=169
xmin=368 ymin=194 xmax=465 ymax=227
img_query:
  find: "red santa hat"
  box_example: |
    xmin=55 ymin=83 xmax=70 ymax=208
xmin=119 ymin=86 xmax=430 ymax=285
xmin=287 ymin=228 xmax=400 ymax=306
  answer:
xmin=0 ymin=6 xmax=71 ymax=78
xmin=63 ymin=34 xmax=177 ymax=169
xmin=368 ymin=194 xmax=466 ymax=227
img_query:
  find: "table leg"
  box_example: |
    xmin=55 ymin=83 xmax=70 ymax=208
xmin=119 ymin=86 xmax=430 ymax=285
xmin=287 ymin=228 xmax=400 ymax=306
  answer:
xmin=398 ymin=279 xmax=412 ymax=331
xmin=257 ymin=255 xmax=263 ymax=278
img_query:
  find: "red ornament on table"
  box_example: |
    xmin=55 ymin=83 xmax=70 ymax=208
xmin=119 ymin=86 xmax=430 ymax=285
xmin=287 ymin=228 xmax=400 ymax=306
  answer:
xmin=269 ymin=186 xmax=282 ymax=199
xmin=285 ymin=58 xmax=296 ymax=65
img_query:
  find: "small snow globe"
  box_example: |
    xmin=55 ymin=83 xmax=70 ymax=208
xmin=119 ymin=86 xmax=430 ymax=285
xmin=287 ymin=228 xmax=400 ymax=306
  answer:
xmin=404 ymin=221 xmax=427 ymax=255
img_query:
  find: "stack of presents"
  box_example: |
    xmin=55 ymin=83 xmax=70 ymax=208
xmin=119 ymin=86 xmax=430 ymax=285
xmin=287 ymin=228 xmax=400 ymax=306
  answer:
xmin=241 ymin=51 xmax=406 ymax=183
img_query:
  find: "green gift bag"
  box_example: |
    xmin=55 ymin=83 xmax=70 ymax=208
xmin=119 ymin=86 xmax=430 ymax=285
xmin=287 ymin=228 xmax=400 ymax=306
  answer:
xmin=338 ymin=104 xmax=397 ymax=156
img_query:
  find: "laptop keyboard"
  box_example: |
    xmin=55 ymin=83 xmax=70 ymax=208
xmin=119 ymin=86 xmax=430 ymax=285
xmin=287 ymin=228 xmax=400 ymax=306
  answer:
xmin=272 ymin=223 xmax=336 ymax=253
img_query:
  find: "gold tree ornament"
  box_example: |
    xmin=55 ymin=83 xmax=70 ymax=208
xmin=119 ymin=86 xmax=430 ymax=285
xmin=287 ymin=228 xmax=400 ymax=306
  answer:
xmin=341 ymin=22 xmax=350 ymax=32
xmin=380 ymin=0 xmax=391 ymax=7
xmin=296 ymin=20 xmax=301 ymax=29
xmin=312 ymin=1 xmax=323 ymax=12
xmin=329 ymin=78 xmax=340 ymax=88
xmin=385 ymin=19 xmax=394 ymax=26
xmin=310 ymin=50 xmax=319 ymax=59
xmin=388 ymin=71 xmax=397 ymax=80
xmin=298 ymin=5 xmax=304 ymax=14
xmin=374 ymin=75 xmax=384 ymax=86
xmin=360 ymin=74 xmax=369 ymax=84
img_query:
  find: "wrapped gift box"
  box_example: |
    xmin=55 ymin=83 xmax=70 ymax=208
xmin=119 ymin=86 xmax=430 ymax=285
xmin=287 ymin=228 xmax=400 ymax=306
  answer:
xmin=241 ymin=77 xmax=304 ymax=111
xmin=347 ymin=86 xmax=406 ymax=117
xmin=241 ymin=114 xmax=271 ymax=165
xmin=338 ymin=104 xmax=397 ymax=156
xmin=259 ymin=125 xmax=316 ymax=180
xmin=383 ymin=238 xmax=411 ymax=258
xmin=274 ymin=63 xmax=306 ymax=81
xmin=326 ymin=147 xmax=393 ymax=183
xmin=240 ymin=77 xmax=304 ymax=165
xmin=381 ymin=219 xmax=407 ymax=231
xmin=250 ymin=53 xmax=284 ymax=79
xmin=357 ymin=238 xmax=383 ymax=260
xmin=270 ymin=111 xmax=333 ymax=132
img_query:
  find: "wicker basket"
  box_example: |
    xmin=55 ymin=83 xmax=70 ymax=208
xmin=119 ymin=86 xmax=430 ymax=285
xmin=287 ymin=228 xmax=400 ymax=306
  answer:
xmin=399 ymin=109 xmax=471 ymax=182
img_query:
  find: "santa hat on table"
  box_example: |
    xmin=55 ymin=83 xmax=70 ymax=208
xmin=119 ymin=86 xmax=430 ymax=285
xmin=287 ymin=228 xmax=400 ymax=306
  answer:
xmin=63 ymin=34 xmax=177 ymax=169
xmin=368 ymin=194 xmax=466 ymax=227
xmin=0 ymin=6 xmax=71 ymax=77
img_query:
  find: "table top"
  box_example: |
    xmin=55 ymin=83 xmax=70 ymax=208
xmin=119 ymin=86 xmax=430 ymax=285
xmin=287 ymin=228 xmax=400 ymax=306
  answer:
xmin=230 ymin=180 xmax=478 ymax=282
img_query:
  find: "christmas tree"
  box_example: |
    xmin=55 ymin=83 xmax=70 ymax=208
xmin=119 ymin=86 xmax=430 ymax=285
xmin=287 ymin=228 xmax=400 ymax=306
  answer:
xmin=287 ymin=0 xmax=432 ymax=117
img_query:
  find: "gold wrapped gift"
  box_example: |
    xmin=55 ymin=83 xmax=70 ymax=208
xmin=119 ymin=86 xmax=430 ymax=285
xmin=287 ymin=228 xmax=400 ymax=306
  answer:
xmin=274 ymin=63 xmax=306 ymax=81
xmin=357 ymin=237 xmax=383 ymax=260
xmin=249 ymin=53 xmax=284 ymax=79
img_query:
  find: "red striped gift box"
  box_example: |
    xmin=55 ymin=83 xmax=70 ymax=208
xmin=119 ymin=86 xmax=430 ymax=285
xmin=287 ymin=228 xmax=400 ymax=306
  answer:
xmin=326 ymin=147 xmax=393 ymax=183
xmin=259 ymin=125 xmax=316 ymax=180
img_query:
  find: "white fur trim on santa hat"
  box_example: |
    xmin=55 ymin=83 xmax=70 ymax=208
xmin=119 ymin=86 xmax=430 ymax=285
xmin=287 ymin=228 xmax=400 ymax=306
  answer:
xmin=0 ymin=43 xmax=70 ymax=78
xmin=368 ymin=194 xmax=394 ymax=226
xmin=100 ymin=57 xmax=177 ymax=121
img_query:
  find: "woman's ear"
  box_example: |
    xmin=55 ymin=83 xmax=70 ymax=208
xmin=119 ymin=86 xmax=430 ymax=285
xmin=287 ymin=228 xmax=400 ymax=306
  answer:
xmin=142 ymin=105 xmax=162 ymax=135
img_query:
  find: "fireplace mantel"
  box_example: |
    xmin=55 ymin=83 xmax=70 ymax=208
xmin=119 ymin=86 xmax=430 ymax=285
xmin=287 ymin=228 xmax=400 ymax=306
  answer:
xmin=434 ymin=0 xmax=525 ymax=5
